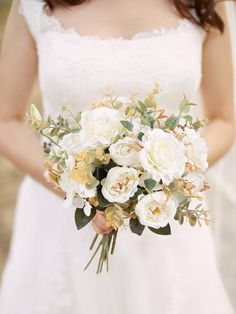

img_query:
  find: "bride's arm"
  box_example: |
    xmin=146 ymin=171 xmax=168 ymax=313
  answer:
xmin=201 ymin=3 xmax=235 ymax=166
xmin=0 ymin=1 xmax=111 ymax=234
xmin=0 ymin=1 xmax=66 ymax=197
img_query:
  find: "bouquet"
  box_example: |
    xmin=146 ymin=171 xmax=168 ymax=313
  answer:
xmin=27 ymin=83 xmax=210 ymax=274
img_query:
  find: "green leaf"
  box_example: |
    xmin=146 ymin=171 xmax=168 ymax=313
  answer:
xmin=76 ymin=112 xmax=81 ymax=122
xmin=192 ymin=120 xmax=203 ymax=131
xmin=137 ymin=132 xmax=145 ymax=141
xmin=144 ymin=179 xmax=157 ymax=191
xmin=179 ymin=97 xmax=190 ymax=114
xmin=95 ymin=167 xmax=107 ymax=181
xmin=130 ymin=218 xmax=145 ymax=236
xmin=178 ymin=212 xmax=184 ymax=225
xmin=75 ymin=206 xmax=96 ymax=230
xmin=97 ymin=186 xmax=110 ymax=208
xmin=69 ymin=123 xmax=80 ymax=131
xmin=174 ymin=209 xmax=180 ymax=221
xmin=184 ymin=115 xmax=193 ymax=123
xmin=130 ymin=188 xmax=143 ymax=201
xmin=148 ymin=223 xmax=171 ymax=235
xmin=50 ymin=127 xmax=60 ymax=137
xmin=30 ymin=104 xmax=42 ymax=122
xmin=165 ymin=115 xmax=179 ymax=130
xmin=136 ymin=101 xmax=147 ymax=114
xmin=141 ymin=113 xmax=155 ymax=128
xmin=189 ymin=215 xmax=197 ymax=227
xmin=120 ymin=120 xmax=134 ymax=131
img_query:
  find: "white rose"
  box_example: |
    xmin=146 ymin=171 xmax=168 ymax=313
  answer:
xmin=183 ymin=128 xmax=208 ymax=171
xmin=81 ymin=107 xmax=122 ymax=147
xmin=109 ymin=137 xmax=141 ymax=168
xmin=140 ymin=129 xmax=185 ymax=185
xmin=60 ymin=132 xmax=90 ymax=155
xmin=101 ymin=167 xmax=139 ymax=203
xmin=184 ymin=171 xmax=204 ymax=193
xmin=135 ymin=192 xmax=177 ymax=229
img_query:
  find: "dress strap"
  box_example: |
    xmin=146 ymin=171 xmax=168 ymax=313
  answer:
xmin=18 ymin=0 xmax=44 ymax=41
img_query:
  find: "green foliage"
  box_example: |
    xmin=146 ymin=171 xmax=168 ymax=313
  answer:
xmin=148 ymin=223 xmax=171 ymax=235
xmin=136 ymin=101 xmax=147 ymax=114
xmin=165 ymin=115 xmax=179 ymax=130
xmin=120 ymin=120 xmax=134 ymax=131
xmin=130 ymin=188 xmax=143 ymax=201
xmin=144 ymin=178 xmax=157 ymax=192
xmin=137 ymin=132 xmax=145 ymax=141
xmin=130 ymin=218 xmax=145 ymax=236
xmin=141 ymin=113 xmax=155 ymax=128
xmin=179 ymin=96 xmax=190 ymax=114
xmin=97 ymin=186 xmax=111 ymax=209
xmin=75 ymin=207 xmax=96 ymax=230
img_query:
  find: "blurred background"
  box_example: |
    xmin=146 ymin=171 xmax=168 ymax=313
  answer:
xmin=0 ymin=0 xmax=236 ymax=311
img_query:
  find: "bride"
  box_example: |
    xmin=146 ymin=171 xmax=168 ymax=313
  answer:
xmin=0 ymin=0 xmax=235 ymax=313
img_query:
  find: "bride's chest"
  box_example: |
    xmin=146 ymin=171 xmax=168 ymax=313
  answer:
xmin=36 ymin=20 xmax=205 ymax=112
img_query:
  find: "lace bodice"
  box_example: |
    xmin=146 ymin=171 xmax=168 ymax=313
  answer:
xmin=19 ymin=0 xmax=206 ymax=118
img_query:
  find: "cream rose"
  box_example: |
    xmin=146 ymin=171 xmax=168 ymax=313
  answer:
xmin=182 ymin=128 xmax=208 ymax=171
xmin=140 ymin=129 xmax=185 ymax=185
xmin=184 ymin=171 xmax=204 ymax=193
xmin=101 ymin=167 xmax=139 ymax=203
xmin=109 ymin=137 xmax=141 ymax=168
xmin=60 ymin=132 xmax=90 ymax=155
xmin=135 ymin=192 xmax=177 ymax=228
xmin=80 ymin=107 xmax=122 ymax=147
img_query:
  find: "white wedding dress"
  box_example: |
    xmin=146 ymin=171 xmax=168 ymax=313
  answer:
xmin=0 ymin=1 xmax=234 ymax=313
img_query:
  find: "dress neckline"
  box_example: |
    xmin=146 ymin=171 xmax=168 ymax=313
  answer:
xmin=41 ymin=7 xmax=196 ymax=42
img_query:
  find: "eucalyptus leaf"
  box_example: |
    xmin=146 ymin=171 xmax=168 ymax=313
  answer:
xmin=144 ymin=179 xmax=157 ymax=191
xmin=148 ymin=223 xmax=171 ymax=235
xmin=130 ymin=218 xmax=145 ymax=236
xmin=165 ymin=115 xmax=179 ymax=130
xmin=184 ymin=115 xmax=193 ymax=123
xmin=75 ymin=207 xmax=96 ymax=230
xmin=137 ymin=101 xmax=147 ymax=114
xmin=141 ymin=113 xmax=155 ymax=128
xmin=179 ymin=97 xmax=190 ymax=113
xmin=120 ymin=120 xmax=134 ymax=131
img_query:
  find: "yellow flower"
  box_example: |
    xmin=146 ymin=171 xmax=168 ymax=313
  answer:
xmin=70 ymin=165 xmax=96 ymax=185
xmin=95 ymin=148 xmax=110 ymax=164
xmin=105 ymin=205 xmax=124 ymax=230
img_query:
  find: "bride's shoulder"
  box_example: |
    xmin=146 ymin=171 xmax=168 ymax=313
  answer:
xmin=18 ymin=0 xmax=44 ymax=39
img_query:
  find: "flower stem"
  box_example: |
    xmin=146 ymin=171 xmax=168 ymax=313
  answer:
xmin=89 ymin=233 xmax=99 ymax=251
xmin=84 ymin=239 xmax=102 ymax=271
xmin=111 ymin=230 xmax=118 ymax=255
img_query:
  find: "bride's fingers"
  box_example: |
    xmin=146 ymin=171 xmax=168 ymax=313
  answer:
xmin=92 ymin=215 xmax=107 ymax=230
xmin=91 ymin=221 xmax=105 ymax=234
xmin=92 ymin=213 xmax=114 ymax=234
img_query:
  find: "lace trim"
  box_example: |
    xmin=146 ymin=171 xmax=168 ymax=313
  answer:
xmin=41 ymin=12 xmax=201 ymax=42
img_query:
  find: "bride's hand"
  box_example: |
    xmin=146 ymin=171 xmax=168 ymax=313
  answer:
xmin=92 ymin=211 xmax=113 ymax=235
